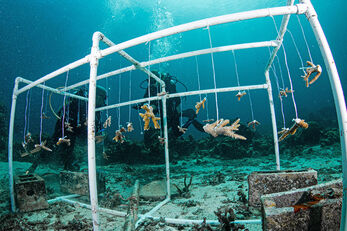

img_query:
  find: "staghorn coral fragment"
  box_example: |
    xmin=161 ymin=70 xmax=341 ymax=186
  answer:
xmin=235 ymin=91 xmax=246 ymax=101
xmin=103 ymin=116 xmax=112 ymax=128
xmin=195 ymin=97 xmax=206 ymax=114
xmin=301 ymin=61 xmax=322 ymax=87
xmin=139 ymin=104 xmax=161 ymax=130
xmin=247 ymin=120 xmax=261 ymax=130
xmin=279 ymin=118 xmax=309 ymax=141
xmin=127 ymin=122 xmax=134 ymax=132
xmin=203 ymin=118 xmax=246 ymax=140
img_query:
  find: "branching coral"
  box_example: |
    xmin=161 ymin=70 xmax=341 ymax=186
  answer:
xmin=279 ymin=87 xmax=294 ymax=98
xmin=195 ymin=97 xmax=206 ymax=114
xmin=278 ymin=118 xmax=309 ymax=141
xmin=301 ymin=61 xmax=322 ymax=87
xmin=139 ymin=104 xmax=160 ymax=130
xmin=203 ymin=118 xmax=246 ymax=140
xmin=235 ymin=91 xmax=246 ymax=101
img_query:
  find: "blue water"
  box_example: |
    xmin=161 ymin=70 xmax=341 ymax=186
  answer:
xmin=0 ymin=0 xmax=346 ymax=139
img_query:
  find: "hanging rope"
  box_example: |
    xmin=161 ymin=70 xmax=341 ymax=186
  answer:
xmin=195 ymin=56 xmax=202 ymax=102
xmin=232 ymin=50 xmax=241 ymax=87
xmin=207 ymin=26 xmax=219 ymax=120
xmin=39 ymin=84 xmax=45 ymax=144
xmin=269 ymin=47 xmax=287 ymax=128
xmin=180 ymin=96 xmax=183 ymax=126
xmin=271 ymin=16 xmax=298 ymax=119
xmin=247 ymin=90 xmax=255 ymax=121
xmin=23 ymin=90 xmax=30 ymax=142
xmin=147 ymin=41 xmax=151 ymax=105
xmin=61 ymin=70 xmax=70 ymax=138
xmin=118 ymin=62 xmax=121 ymax=129
xmin=287 ymin=29 xmax=304 ymax=71
xmin=128 ymin=71 xmax=132 ymax=122
xmin=296 ymin=15 xmax=313 ymax=63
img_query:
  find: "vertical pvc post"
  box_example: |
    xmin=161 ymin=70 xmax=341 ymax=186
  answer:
xmin=161 ymin=95 xmax=171 ymax=200
xmin=265 ymin=71 xmax=280 ymax=170
xmin=264 ymin=0 xmax=295 ymax=170
xmin=8 ymin=77 xmax=20 ymax=212
xmin=300 ymin=1 xmax=347 ymax=230
xmin=88 ymin=32 xmax=101 ymax=231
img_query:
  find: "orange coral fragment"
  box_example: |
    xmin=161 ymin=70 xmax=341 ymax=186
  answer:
xmin=247 ymin=120 xmax=260 ymax=130
xmin=139 ymin=104 xmax=161 ymax=130
xmin=279 ymin=118 xmax=309 ymax=141
xmin=195 ymin=97 xmax=206 ymax=114
xmin=301 ymin=61 xmax=322 ymax=87
xmin=235 ymin=91 xmax=246 ymax=101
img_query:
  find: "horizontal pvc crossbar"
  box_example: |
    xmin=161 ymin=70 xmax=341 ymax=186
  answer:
xmin=16 ymin=56 xmax=90 ymax=95
xmin=99 ymin=5 xmax=306 ymax=59
xmin=142 ymin=41 xmax=279 ymax=67
xmin=16 ymin=77 xmax=88 ymax=101
xmin=95 ymin=84 xmax=268 ymax=112
xmin=63 ymin=40 xmax=275 ymax=92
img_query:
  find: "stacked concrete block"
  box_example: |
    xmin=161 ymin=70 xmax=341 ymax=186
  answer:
xmin=261 ymin=179 xmax=342 ymax=231
xmin=59 ymin=171 xmax=105 ymax=196
xmin=248 ymin=169 xmax=318 ymax=208
xmin=14 ymin=174 xmax=49 ymax=212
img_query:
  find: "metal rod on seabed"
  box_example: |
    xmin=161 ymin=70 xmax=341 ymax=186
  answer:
xmin=63 ymin=40 xmax=277 ymax=92
xmin=95 ymin=84 xmax=267 ymax=112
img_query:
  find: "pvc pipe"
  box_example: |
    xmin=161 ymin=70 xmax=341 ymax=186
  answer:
xmin=47 ymin=194 xmax=80 ymax=204
xmin=300 ymin=1 xmax=347 ymax=230
xmin=8 ymin=77 xmax=20 ymax=212
xmin=95 ymin=32 xmax=165 ymax=88
xmin=63 ymin=41 xmax=279 ymax=92
xmin=265 ymin=71 xmax=280 ymax=170
xmin=59 ymin=198 xmax=127 ymax=217
xmin=135 ymin=198 xmax=170 ymax=227
xmin=88 ymin=32 xmax=101 ymax=231
xmin=265 ymin=0 xmax=297 ymax=73
xmin=99 ymin=5 xmax=306 ymax=59
xmin=17 ymin=77 xmax=88 ymax=101
xmin=16 ymin=56 xmax=89 ymax=95
xmin=142 ymin=41 xmax=279 ymax=67
xmin=162 ymin=97 xmax=171 ymax=200
xmin=55 ymin=197 xmax=261 ymax=227
xmin=96 ymin=84 xmax=267 ymax=112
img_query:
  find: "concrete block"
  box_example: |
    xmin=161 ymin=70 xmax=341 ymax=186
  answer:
xmin=14 ymin=174 xmax=49 ymax=212
xmin=248 ymin=169 xmax=317 ymax=208
xmin=261 ymin=179 xmax=342 ymax=231
xmin=59 ymin=171 xmax=105 ymax=196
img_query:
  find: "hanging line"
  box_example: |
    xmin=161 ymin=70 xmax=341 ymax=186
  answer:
xmin=39 ymin=83 xmax=45 ymax=144
xmin=118 ymin=66 xmax=121 ymax=129
xmin=271 ymin=16 xmax=298 ymax=119
xmin=194 ymin=56 xmax=202 ymax=102
xmin=296 ymin=15 xmax=313 ymax=63
xmin=105 ymin=71 xmax=109 ymax=119
xmin=275 ymin=55 xmax=285 ymax=89
xmin=128 ymin=71 xmax=132 ymax=122
xmin=268 ymin=47 xmax=286 ymax=128
xmin=136 ymin=105 xmax=143 ymax=134
xmin=27 ymin=89 xmax=32 ymax=133
xmin=147 ymin=41 xmax=151 ymax=105
xmin=23 ymin=90 xmax=30 ymax=142
xmin=77 ymin=97 xmax=80 ymax=126
xmin=155 ymin=73 xmax=163 ymax=137
xmin=247 ymin=90 xmax=255 ymax=121
xmin=180 ymin=96 xmax=183 ymax=126
xmin=61 ymin=70 xmax=70 ymax=138
xmin=207 ymin=26 xmax=219 ymax=120
xmin=287 ymin=29 xmax=304 ymax=71
xmin=232 ymin=50 xmax=241 ymax=86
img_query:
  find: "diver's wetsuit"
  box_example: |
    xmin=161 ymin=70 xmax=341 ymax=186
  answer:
xmin=27 ymin=88 xmax=104 ymax=173
xmin=140 ymin=71 xmax=204 ymax=138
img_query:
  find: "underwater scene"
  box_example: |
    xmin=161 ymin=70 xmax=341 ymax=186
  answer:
xmin=0 ymin=0 xmax=347 ymax=230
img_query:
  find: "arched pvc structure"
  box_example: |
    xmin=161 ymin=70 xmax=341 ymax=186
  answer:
xmin=8 ymin=0 xmax=347 ymax=230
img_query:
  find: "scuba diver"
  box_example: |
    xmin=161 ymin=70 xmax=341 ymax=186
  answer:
xmin=135 ymin=71 xmax=204 ymax=139
xmin=26 ymin=85 xmax=107 ymax=173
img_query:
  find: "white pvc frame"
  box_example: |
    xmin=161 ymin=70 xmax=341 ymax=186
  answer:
xmin=7 ymin=1 xmax=347 ymax=230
